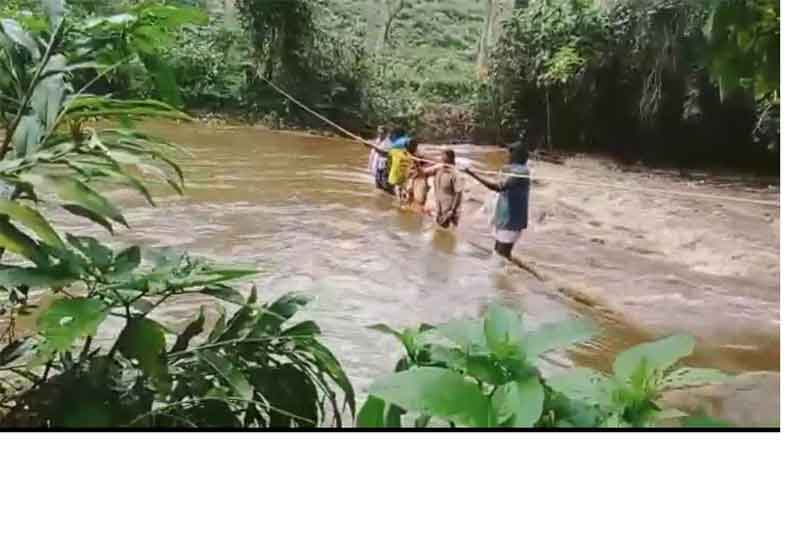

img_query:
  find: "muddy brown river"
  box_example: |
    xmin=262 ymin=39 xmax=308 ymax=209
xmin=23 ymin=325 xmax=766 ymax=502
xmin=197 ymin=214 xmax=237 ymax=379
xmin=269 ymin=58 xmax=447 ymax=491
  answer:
xmin=49 ymin=122 xmax=780 ymax=397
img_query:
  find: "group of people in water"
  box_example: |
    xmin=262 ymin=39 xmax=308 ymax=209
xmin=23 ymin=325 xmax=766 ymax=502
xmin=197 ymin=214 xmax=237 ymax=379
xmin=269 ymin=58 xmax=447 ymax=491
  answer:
xmin=364 ymin=127 xmax=532 ymax=259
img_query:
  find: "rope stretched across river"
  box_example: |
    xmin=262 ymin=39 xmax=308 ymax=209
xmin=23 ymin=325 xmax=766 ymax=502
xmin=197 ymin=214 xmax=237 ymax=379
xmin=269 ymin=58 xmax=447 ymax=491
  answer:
xmin=262 ymin=78 xmax=780 ymax=209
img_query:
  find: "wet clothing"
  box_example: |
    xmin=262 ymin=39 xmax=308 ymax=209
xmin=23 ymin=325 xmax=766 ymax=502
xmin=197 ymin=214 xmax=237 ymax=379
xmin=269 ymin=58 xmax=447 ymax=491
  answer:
xmin=388 ymin=148 xmax=413 ymax=186
xmin=369 ymin=136 xmax=388 ymax=175
xmin=495 ymin=241 xmax=516 ymax=259
xmin=492 ymin=164 xmax=530 ymax=231
xmin=432 ymin=166 xmax=463 ymax=228
xmin=376 ymin=167 xmax=393 ymax=193
xmin=488 ymin=163 xmax=530 ymax=259
xmin=494 ymin=228 xmax=523 ymax=244
xmin=412 ymin=175 xmax=429 ymax=205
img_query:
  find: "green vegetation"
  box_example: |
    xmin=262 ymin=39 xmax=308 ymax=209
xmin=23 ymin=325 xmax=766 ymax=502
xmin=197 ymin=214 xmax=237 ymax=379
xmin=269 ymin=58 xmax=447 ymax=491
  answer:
xmin=486 ymin=0 xmax=780 ymax=166
xmin=359 ymin=304 xmax=731 ymax=428
xmin=0 ymin=1 xmax=769 ymax=428
xmin=1 ymin=1 xmax=353 ymax=428
xmin=3 ymin=0 xmax=778 ymax=168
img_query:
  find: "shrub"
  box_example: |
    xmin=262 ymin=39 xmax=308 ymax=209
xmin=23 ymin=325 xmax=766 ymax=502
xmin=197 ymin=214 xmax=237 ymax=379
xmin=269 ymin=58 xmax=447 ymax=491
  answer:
xmin=358 ymin=304 xmax=731 ymax=428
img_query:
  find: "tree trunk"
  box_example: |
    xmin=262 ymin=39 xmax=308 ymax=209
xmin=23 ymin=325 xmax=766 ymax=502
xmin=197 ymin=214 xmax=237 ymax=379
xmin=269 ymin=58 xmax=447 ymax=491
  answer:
xmin=546 ymin=89 xmax=553 ymax=150
xmin=377 ymin=0 xmax=406 ymax=52
xmin=366 ymin=0 xmax=381 ymax=49
xmin=224 ymin=0 xmax=237 ymax=29
xmin=477 ymin=0 xmax=511 ymax=75
xmin=477 ymin=0 xmax=496 ymax=73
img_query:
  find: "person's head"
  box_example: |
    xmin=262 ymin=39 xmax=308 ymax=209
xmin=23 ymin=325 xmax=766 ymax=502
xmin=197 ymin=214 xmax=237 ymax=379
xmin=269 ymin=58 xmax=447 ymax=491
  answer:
xmin=406 ymin=138 xmax=419 ymax=154
xmin=391 ymin=127 xmax=406 ymax=141
xmin=442 ymin=149 xmax=456 ymax=165
xmin=507 ymin=142 xmax=529 ymax=165
xmin=376 ymin=125 xmax=387 ymax=139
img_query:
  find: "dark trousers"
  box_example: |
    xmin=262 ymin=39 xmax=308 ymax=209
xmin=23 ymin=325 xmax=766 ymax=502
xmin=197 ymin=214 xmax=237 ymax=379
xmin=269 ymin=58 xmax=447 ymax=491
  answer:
xmin=375 ymin=169 xmax=395 ymax=195
xmin=494 ymin=241 xmax=515 ymax=259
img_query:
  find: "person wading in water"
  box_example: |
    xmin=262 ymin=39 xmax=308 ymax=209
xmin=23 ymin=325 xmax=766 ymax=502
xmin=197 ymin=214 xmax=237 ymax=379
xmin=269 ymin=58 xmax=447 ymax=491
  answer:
xmin=464 ymin=142 xmax=531 ymax=259
xmin=363 ymin=136 xmax=419 ymax=203
xmin=421 ymin=149 xmax=463 ymax=228
xmin=368 ymin=125 xmax=389 ymax=189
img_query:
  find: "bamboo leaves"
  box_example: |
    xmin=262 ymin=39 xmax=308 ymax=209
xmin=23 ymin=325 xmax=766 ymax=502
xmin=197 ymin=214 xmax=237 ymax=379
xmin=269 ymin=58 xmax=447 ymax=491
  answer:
xmin=53 ymin=176 xmax=128 ymax=229
xmin=0 ymin=199 xmax=64 ymax=249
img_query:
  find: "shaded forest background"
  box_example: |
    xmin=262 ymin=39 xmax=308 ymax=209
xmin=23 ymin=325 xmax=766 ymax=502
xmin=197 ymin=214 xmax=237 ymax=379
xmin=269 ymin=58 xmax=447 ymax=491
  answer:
xmin=1 ymin=0 xmax=780 ymax=171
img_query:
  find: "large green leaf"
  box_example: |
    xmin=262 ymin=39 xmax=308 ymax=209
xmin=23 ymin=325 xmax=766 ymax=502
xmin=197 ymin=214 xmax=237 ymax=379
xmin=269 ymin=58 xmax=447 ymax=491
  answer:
xmin=110 ymin=246 xmax=142 ymax=277
xmin=484 ymin=304 xmax=525 ymax=352
xmin=282 ymin=320 xmax=321 ymax=338
xmin=306 ymin=339 xmax=356 ymax=416
xmin=491 ymin=377 xmax=546 ymax=428
xmin=61 ymin=204 xmax=114 ymax=233
xmin=12 ymin=115 xmax=42 ymax=158
xmin=268 ymin=292 xmax=312 ymax=321
xmin=200 ymin=350 xmax=254 ymax=402
xmin=0 ymin=19 xmax=40 ymax=59
xmin=0 ymin=220 xmax=47 ymax=266
xmin=219 ymin=304 xmax=256 ymax=342
xmin=62 ymin=97 xmax=190 ymax=122
xmin=613 ymin=335 xmax=696 ymax=382
xmin=356 ymin=395 xmax=386 ymax=428
xmin=172 ymin=307 xmax=205 ymax=353
xmin=465 ymin=354 xmax=509 ymax=386
xmin=37 ymin=297 xmax=109 ymax=351
xmin=0 ymin=200 xmax=64 ymax=249
xmin=435 ymin=317 xmax=487 ymax=350
xmin=522 ymin=318 xmax=597 ymax=359
xmin=54 ymin=178 xmax=128 ymax=228
xmin=249 ymin=364 xmax=318 ymax=427
xmin=32 ymin=54 xmax=67 ymax=131
xmin=41 ymin=0 xmax=65 ymax=28
xmin=67 ymin=234 xmax=113 ymax=268
xmin=200 ymin=284 xmax=246 ymax=305
xmin=369 ymin=367 xmax=492 ymax=427
xmin=547 ymin=368 xmax=615 ymax=407
xmin=118 ymin=317 xmax=168 ymax=389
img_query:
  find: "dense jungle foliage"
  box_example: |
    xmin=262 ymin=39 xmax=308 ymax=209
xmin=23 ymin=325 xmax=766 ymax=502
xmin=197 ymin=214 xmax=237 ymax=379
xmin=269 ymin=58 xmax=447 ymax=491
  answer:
xmin=2 ymin=0 xmax=779 ymax=170
xmin=0 ymin=1 xmax=755 ymax=428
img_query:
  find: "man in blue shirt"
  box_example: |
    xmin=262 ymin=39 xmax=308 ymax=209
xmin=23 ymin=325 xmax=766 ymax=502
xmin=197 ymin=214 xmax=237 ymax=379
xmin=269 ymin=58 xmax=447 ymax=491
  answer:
xmin=464 ymin=142 xmax=531 ymax=259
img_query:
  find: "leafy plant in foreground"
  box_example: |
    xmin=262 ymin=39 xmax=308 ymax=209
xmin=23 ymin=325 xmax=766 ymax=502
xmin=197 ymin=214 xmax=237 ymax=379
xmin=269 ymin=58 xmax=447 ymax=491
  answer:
xmin=2 ymin=246 xmax=354 ymax=428
xmin=1 ymin=1 xmax=354 ymax=428
xmin=546 ymin=335 xmax=731 ymax=428
xmin=358 ymin=304 xmax=732 ymax=429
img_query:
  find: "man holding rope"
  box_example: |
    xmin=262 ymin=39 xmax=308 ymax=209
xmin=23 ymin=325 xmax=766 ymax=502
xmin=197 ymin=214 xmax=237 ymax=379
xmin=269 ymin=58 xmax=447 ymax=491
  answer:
xmin=465 ymin=142 xmax=531 ymax=259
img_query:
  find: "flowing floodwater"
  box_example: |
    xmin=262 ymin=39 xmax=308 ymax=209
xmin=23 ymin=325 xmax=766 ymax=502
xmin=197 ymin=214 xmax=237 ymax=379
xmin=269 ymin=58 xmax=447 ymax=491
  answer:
xmin=49 ymin=122 xmax=778 ymax=398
